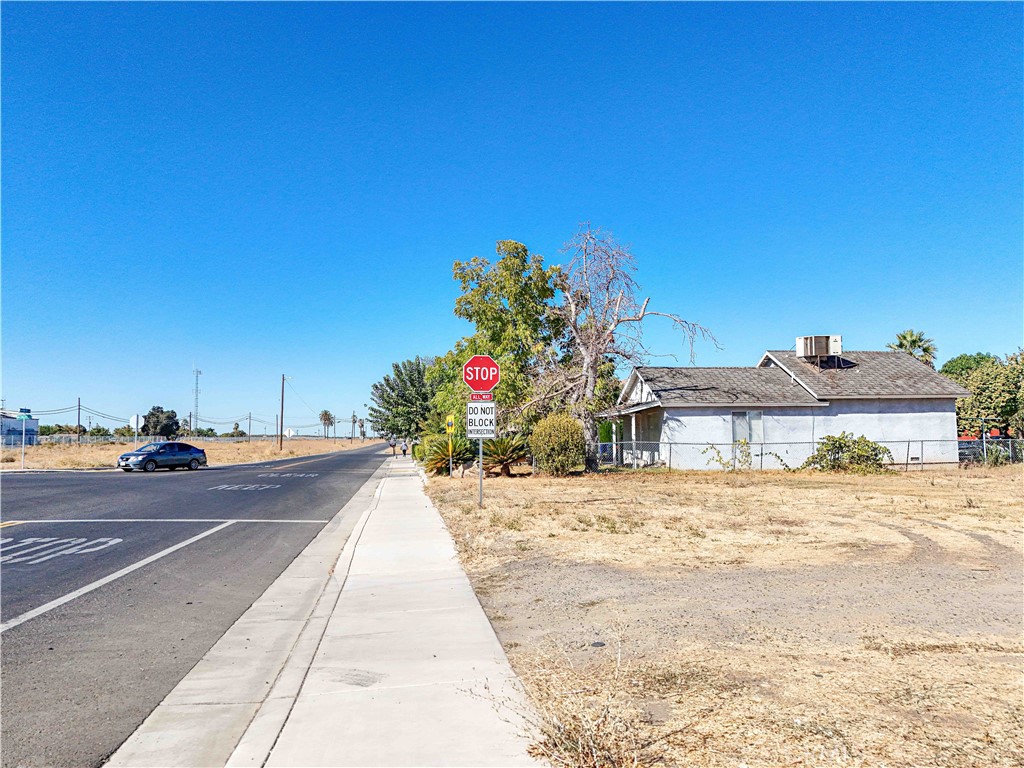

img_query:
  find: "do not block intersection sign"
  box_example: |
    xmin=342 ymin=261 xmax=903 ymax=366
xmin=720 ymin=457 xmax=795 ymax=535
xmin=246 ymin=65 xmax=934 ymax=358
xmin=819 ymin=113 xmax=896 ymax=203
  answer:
xmin=466 ymin=403 xmax=496 ymax=440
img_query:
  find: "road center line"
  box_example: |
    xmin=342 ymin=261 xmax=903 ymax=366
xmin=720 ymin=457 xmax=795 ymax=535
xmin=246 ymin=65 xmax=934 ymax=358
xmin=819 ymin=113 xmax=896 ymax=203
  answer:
xmin=4 ymin=519 xmax=329 ymax=524
xmin=0 ymin=521 xmax=236 ymax=634
xmin=0 ymin=521 xmax=26 ymax=528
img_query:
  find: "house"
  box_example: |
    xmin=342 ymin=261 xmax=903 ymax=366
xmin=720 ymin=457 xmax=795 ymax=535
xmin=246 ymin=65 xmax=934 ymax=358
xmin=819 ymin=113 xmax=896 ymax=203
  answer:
xmin=602 ymin=336 xmax=972 ymax=470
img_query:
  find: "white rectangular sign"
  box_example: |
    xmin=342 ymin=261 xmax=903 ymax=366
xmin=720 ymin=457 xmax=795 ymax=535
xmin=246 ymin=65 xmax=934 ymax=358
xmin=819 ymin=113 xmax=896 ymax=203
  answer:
xmin=466 ymin=402 xmax=496 ymax=440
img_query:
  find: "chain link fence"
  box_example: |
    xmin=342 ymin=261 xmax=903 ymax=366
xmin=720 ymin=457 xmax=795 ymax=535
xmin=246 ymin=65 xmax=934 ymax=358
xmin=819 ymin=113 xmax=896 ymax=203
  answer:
xmin=592 ymin=439 xmax=1023 ymax=471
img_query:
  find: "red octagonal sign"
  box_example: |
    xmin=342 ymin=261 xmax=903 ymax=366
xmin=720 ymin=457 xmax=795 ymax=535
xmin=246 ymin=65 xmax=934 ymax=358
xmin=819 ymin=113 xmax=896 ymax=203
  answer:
xmin=463 ymin=355 xmax=501 ymax=392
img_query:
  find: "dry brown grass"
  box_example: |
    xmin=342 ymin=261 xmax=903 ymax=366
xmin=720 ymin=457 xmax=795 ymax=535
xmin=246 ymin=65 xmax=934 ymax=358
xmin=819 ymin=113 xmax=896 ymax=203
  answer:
xmin=427 ymin=466 xmax=1024 ymax=767
xmin=0 ymin=438 xmax=386 ymax=470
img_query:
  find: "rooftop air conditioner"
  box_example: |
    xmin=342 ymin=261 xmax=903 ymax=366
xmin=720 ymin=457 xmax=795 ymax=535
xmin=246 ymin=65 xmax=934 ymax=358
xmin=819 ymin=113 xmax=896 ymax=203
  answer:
xmin=797 ymin=335 xmax=842 ymax=358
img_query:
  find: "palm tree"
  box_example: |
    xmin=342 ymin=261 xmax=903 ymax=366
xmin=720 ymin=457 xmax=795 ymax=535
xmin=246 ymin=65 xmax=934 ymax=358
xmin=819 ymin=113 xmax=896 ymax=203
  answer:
xmin=888 ymin=329 xmax=937 ymax=368
xmin=319 ymin=410 xmax=335 ymax=440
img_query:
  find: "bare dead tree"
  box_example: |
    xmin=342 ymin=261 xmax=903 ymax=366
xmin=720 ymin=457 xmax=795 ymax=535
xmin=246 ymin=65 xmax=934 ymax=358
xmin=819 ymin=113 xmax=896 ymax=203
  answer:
xmin=553 ymin=224 xmax=716 ymax=460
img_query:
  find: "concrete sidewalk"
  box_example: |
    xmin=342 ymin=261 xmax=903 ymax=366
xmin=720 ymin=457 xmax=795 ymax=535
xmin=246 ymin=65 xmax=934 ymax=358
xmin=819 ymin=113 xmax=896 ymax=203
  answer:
xmin=109 ymin=457 xmax=537 ymax=767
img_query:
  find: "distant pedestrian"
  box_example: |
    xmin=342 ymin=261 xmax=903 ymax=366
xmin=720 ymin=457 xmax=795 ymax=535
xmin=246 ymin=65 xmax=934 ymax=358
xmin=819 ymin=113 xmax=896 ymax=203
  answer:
xmin=401 ymin=440 xmax=408 ymax=458
xmin=389 ymin=438 xmax=396 ymax=456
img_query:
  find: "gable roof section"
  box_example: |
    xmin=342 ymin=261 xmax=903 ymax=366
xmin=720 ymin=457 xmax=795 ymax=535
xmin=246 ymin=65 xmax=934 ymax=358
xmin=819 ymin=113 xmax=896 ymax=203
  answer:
xmin=759 ymin=350 xmax=972 ymax=399
xmin=632 ymin=366 xmax=823 ymax=408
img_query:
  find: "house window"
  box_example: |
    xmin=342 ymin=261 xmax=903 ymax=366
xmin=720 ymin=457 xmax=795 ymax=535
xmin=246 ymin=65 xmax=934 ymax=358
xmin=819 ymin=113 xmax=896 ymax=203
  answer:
xmin=732 ymin=411 xmax=763 ymax=443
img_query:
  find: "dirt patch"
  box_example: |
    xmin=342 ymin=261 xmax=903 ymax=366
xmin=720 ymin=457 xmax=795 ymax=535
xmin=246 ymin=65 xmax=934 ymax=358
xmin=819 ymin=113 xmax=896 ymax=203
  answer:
xmin=427 ymin=466 xmax=1023 ymax=767
xmin=0 ymin=438 xmax=386 ymax=470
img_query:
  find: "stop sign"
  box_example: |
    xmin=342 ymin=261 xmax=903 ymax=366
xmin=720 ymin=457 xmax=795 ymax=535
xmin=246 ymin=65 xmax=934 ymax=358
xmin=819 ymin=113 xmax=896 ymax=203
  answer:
xmin=463 ymin=355 xmax=501 ymax=392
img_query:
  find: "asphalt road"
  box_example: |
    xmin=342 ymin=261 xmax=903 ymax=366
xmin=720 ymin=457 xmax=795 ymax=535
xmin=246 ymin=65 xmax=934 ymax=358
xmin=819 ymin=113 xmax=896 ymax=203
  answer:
xmin=0 ymin=444 xmax=389 ymax=768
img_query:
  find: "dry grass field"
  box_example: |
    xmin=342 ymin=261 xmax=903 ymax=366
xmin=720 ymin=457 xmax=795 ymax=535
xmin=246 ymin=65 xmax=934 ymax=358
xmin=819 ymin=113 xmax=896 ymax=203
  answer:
xmin=426 ymin=466 xmax=1023 ymax=767
xmin=0 ymin=438 xmax=386 ymax=470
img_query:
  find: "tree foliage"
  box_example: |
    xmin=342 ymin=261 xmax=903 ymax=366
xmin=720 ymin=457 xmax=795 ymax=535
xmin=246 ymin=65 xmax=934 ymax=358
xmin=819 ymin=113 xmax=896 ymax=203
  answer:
xmin=142 ymin=407 xmax=180 ymax=437
xmin=368 ymin=357 xmax=437 ymax=438
xmin=319 ymin=410 xmax=335 ymax=439
xmin=429 ymin=241 xmax=563 ymax=434
xmin=939 ymin=352 xmax=999 ymax=382
xmin=887 ymin=329 xmax=937 ymax=368
xmin=955 ymin=353 xmax=1024 ymax=436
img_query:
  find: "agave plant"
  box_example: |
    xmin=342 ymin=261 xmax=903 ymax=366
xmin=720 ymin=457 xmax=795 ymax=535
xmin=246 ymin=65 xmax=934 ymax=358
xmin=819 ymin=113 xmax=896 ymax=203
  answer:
xmin=483 ymin=435 xmax=529 ymax=476
xmin=424 ymin=435 xmax=476 ymax=476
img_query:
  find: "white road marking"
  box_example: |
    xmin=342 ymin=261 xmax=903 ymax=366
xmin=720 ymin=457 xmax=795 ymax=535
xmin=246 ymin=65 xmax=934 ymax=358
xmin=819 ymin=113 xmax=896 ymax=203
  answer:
xmin=0 ymin=521 xmax=235 ymax=634
xmin=257 ymin=473 xmax=319 ymax=478
xmin=1 ymin=537 xmax=122 ymax=564
xmin=12 ymin=519 xmax=328 ymax=524
xmin=208 ymin=484 xmax=282 ymax=491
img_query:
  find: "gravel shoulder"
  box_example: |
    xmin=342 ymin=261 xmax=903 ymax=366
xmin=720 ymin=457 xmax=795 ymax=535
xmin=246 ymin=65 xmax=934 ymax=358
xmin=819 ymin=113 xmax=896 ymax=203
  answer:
xmin=427 ymin=466 xmax=1023 ymax=767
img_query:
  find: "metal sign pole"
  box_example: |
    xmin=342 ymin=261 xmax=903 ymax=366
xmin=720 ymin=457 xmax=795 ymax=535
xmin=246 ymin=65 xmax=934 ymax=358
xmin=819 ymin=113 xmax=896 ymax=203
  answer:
xmin=449 ymin=436 xmax=453 ymax=477
xmin=21 ymin=418 xmax=27 ymax=469
xmin=478 ymin=438 xmax=483 ymax=508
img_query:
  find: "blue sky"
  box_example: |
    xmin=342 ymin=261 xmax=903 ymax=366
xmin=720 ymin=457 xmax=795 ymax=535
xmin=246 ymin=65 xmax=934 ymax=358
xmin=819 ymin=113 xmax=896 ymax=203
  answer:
xmin=3 ymin=3 xmax=1021 ymax=432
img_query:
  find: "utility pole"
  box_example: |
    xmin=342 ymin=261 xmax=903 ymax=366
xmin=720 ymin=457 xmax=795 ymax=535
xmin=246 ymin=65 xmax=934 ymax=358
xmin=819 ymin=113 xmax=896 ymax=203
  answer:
xmin=77 ymin=397 xmax=81 ymax=445
xmin=279 ymin=374 xmax=286 ymax=450
xmin=248 ymin=412 xmax=252 ymax=444
xmin=351 ymin=411 xmax=356 ymax=441
xmin=193 ymin=366 xmax=202 ymax=436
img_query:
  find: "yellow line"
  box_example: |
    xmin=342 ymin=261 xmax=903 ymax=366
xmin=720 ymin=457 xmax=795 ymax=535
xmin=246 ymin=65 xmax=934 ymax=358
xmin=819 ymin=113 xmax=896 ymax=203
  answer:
xmin=0 ymin=521 xmax=24 ymax=529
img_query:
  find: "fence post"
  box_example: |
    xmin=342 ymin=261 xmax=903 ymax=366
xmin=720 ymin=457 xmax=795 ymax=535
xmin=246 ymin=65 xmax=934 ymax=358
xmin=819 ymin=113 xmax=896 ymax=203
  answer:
xmin=668 ymin=442 xmax=672 ymax=472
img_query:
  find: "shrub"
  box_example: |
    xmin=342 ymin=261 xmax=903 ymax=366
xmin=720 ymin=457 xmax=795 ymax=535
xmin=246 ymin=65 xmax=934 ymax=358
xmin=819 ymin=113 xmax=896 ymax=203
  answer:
xmin=800 ymin=432 xmax=893 ymax=474
xmin=424 ymin=435 xmax=475 ymax=475
xmin=483 ymin=435 xmax=528 ymax=476
xmin=530 ymin=413 xmax=585 ymax=476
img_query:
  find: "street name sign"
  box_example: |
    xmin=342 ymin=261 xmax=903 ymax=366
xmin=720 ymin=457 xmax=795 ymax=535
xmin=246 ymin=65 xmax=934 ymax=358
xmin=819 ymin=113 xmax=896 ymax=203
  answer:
xmin=463 ymin=355 xmax=500 ymax=393
xmin=466 ymin=403 xmax=496 ymax=439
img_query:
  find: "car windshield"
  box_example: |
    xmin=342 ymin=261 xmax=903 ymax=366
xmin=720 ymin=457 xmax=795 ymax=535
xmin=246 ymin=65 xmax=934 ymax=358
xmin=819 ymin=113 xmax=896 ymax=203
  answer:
xmin=136 ymin=443 xmax=161 ymax=453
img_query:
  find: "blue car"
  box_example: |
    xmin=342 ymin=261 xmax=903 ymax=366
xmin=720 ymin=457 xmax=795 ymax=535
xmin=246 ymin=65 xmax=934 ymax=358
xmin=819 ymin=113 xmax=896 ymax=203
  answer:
xmin=118 ymin=442 xmax=208 ymax=472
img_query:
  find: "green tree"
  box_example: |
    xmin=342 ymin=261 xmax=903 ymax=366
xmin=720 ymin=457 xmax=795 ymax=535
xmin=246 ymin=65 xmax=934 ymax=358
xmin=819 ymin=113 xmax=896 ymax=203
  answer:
xmin=429 ymin=240 xmax=564 ymax=435
xmin=319 ymin=410 xmax=335 ymax=439
xmin=887 ymin=329 xmax=937 ymax=368
xmin=88 ymin=425 xmax=112 ymax=437
xmin=38 ymin=424 xmax=60 ymax=436
xmin=939 ymin=352 xmax=999 ymax=383
xmin=368 ymin=357 xmax=437 ymax=438
xmin=142 ymin=406 xmax=180 ymax=437
xmin=956 ymin=353 xmax=1024 ymax=436
xmin=113 ymin=425 xmax=135 ymax=437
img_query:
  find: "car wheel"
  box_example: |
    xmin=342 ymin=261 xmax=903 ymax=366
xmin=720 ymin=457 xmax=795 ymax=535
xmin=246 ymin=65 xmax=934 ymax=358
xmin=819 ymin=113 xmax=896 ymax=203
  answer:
xmin=188 ymin=459 xmax=200 ymax=470
xmin=144 ymin=460 xmax=158 ymax=472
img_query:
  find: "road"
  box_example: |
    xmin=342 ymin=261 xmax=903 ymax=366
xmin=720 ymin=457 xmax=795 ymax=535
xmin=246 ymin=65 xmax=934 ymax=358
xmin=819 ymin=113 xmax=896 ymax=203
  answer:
xmin=0 ymin=444 xmax=389 ymax=768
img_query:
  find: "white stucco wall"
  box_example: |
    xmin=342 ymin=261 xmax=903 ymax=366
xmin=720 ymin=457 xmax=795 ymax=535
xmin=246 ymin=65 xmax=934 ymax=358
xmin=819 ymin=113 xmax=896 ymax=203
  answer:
xmin=654 ymin=398 xmax=960 ymax=469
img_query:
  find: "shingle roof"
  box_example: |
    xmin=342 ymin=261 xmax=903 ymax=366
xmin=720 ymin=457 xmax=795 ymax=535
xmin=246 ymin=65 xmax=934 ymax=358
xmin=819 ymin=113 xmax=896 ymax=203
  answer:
xmin=634 ymin=366 xmax=822 ymax=407
xmin=761 ymin=350 xmax=972 ymax=399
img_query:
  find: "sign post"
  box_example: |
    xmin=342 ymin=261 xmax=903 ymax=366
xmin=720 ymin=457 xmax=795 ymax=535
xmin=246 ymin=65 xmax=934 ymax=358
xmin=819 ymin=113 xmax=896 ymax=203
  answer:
xmin=463 ymin=356 xmax=500 ymax=507
xmin=446 ymin=414 xmax=455 ymax=476
xmin=129 ymin=414 xmax=142 ymax=449
xmin=17 ymin=410 xmax=30 ymax=469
